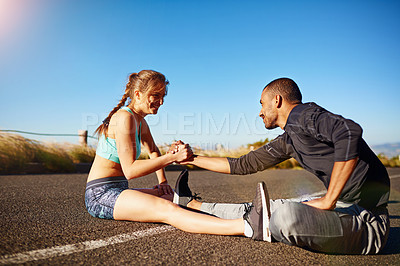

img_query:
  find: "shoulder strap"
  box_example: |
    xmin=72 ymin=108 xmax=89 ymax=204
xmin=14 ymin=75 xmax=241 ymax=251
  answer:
xmin=121 ymin=107 xmax=142 ymax=136
xmin=120 ymin=106 xmax=135 ymax=116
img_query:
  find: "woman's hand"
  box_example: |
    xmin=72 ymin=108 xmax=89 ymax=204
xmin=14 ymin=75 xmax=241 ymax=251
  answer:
xmin=168 ymin=140 xmax=185 ymax=154
xmin=153 ymin=181 xmax=173 ymax=196
xmin=173 ymin=144 xmax=194 ymax=163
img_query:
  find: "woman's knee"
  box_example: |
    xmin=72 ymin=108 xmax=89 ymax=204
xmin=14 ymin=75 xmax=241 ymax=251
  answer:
xmin=155 ymin=197 xmax=180 ymax=212
xmin=154 ymin=199 xmax=183 ymax=223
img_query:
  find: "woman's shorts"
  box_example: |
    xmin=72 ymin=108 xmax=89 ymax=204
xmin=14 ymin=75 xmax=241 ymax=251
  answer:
xmin=85 ymin=176 xmax=129 ymax=220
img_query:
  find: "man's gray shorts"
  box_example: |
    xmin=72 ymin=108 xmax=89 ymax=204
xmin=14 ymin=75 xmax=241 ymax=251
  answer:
xmin=200 ymin=195 xmax=389 ymax=254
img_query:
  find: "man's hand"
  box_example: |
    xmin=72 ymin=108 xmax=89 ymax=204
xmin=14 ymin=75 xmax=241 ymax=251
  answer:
xmin=302 ymin=196 xmax=336 ymax=210
xmin=304 ymin=158 xmax=358 ymax=210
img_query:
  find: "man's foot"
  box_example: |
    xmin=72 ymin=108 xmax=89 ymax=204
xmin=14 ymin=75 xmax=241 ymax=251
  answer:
xmin=173 ymin=170 xmax=200 ymax=206
xmin=243 ymin=182 xmax=271 ymax=241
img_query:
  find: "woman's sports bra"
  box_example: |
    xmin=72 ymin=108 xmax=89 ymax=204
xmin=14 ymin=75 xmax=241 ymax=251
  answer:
xmin=96 ymin=107 xmax=141 ymax=163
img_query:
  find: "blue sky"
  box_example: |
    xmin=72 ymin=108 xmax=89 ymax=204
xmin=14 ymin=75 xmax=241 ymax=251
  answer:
xmin=1 ymin=0 xmax=399 ymax=149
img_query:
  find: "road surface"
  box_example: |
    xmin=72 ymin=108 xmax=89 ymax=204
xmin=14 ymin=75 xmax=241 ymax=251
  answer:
xmin=1 ymin=168 xmax=399 ymax=265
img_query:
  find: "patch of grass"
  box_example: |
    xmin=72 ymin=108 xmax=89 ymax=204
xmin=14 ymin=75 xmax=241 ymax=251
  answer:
xmin=68 ymin=145 xmax=96 ymax=163
xmin=35 ymin=143 xmax=75 ymax=173
xmin=0 ymin=133 xmax=96 ymax=174
xmin=378 ymin=154 xmax=400 ymax=167
xmin=0 ymin=134 xmax=37 ymax=174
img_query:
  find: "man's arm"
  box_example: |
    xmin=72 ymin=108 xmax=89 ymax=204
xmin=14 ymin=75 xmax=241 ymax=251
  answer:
xmin=182 ymin=134 xmax=291 ymax=175
xmin=302 ymin=108 xmax=362 ymax=210
xmin=304 ymin=157 xmax=358 ymax=210
xmin=170 ymin=141 xmax=231 ymax=173
xmin=187 ymin=156 xmax=231 ymax=174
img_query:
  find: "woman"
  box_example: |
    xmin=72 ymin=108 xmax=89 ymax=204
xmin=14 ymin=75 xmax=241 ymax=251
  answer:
xmin=85 ymin=70 xmax=268 ymax=240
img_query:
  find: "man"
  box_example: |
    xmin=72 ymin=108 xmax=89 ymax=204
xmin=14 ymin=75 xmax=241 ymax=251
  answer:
xmin=174 ymin=78 xmax=390 ymax=254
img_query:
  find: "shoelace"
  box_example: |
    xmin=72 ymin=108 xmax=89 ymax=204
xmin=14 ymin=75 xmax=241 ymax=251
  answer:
xmin=243 ymin=203 xmax=254 ymax=219
xmin=192 ymin=193 xmax=202 ymax=201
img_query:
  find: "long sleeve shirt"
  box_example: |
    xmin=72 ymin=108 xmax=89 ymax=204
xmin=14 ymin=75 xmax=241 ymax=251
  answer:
xmin=228 ymin=102 xmax=390 ymax=211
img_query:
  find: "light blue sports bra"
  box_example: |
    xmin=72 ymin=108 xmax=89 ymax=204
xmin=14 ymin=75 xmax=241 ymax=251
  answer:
xmin=96 ymin=107 xmax=142 ymax=163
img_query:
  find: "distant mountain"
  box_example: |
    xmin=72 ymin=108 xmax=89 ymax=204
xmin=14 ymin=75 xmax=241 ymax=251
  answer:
xmin=371 ymin=143 xmax=400 ymax=158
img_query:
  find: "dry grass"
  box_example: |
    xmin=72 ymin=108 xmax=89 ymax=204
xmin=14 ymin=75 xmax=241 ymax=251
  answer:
xmin=0 ymin=133 xmax=95 ymax=174
xmin=0 ymin=134 xmax=38 ymax=174
xmin=378 ymin=154 xmax=400 ymax=167
xmin=0 ymin=133 xmax=398 ymax=174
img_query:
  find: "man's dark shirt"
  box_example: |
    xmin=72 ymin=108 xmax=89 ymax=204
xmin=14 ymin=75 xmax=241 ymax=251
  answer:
xmin=228 ymin=102 xmax=390 ymax=211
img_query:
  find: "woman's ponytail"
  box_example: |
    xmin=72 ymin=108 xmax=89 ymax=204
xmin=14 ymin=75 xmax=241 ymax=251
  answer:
xmin=94 ymin=73 xmax=140 ymax=138
xmin=94 ymin=92 xmax=129 ymax=138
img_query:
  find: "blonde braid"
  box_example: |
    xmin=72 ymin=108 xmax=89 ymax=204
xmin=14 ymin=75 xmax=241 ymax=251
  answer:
xmin=94 ymin=73 xmax=137 ymax=138
xmin=102 ymin=92 xmax=129 ymax=125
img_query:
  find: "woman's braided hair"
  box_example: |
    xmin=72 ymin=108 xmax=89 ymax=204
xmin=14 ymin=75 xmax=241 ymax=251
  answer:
xmin=95 ymin=70 xmax=169 ymax=138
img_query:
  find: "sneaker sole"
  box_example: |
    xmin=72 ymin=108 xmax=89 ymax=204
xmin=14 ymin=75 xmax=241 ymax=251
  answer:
xmin=260 ymin=182 xmax=272 ymax=242
xmin=173 ymin=191 xmax=179 ymax=205
xmin=173 ymin=170 xmax=188 ymax=205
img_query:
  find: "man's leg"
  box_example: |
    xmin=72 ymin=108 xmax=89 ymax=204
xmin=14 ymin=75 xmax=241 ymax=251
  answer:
xmin=269 ymin=201 xmax=390 ymax=254
xmin=175 ymin=170 xmax=255 ymax=219
xmin=198 ymin=194 xmax=318 ymax=219
xmin=199 ymin=202 xmax=252 ymax=219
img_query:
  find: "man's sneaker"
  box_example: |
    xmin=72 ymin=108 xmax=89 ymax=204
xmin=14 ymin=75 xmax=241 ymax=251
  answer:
xmin=173 ymin=170 xmax=200 ymax=206
xmin=243 ymin=182 xmax=271 ymax=242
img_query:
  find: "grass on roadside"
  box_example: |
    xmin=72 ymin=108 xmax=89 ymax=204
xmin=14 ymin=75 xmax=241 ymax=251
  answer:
xmin=0 ymin=133 xmax=398 ymax=174
xmin=0 ymin=133 xmax=95 ymax=174
xmin=378 ymin=154 xmax=400 ymax=167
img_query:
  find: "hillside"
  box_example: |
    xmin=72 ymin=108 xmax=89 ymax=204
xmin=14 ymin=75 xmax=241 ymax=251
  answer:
xmin=371 ymin=143 xmax=400 ymax=158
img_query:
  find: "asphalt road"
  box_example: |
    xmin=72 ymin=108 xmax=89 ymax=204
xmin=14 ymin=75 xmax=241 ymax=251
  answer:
xmin=1 ymin=168 xmax=400 ymax=265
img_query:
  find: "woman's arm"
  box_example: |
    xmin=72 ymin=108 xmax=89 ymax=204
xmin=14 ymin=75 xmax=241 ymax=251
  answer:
xmin=140 ymin=119 xmax=174 ymax=195
xmin=140 ymin=119 xmax=168 ymax=184
xmin=115 ymin=112 xmax=191 ymax=180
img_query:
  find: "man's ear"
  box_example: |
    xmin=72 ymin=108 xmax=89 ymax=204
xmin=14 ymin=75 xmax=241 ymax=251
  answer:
xmin=275 ymin=95 xmax=283 ymax=108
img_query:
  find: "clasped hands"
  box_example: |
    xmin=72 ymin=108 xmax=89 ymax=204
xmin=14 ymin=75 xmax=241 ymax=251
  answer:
xmin=168 ymin=140 xmax=194 ymax=164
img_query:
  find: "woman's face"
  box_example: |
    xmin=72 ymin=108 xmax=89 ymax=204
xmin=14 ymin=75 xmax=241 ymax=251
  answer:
xmin=145 ymin=89 xmax=166 ymax=114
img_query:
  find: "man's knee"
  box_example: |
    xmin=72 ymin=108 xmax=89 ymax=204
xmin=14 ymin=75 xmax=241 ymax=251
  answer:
xmin=270 ymin=202 xmax=303 ymax=242
xmin=270 ymin=202 xmax=349 ymax=254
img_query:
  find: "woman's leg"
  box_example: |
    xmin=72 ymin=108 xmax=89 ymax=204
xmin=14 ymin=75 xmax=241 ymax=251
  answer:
xmin=135 ymin=188 xmax=173 ymax=201
xmin=113 ymin=189 xmax=245 ymax=236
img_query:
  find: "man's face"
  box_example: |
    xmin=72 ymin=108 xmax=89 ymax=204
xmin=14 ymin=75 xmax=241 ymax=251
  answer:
xmin=259 ymin=90 xmax=279 ymax=130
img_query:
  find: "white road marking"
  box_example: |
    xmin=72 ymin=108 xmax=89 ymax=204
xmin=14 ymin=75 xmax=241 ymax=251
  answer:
xmin=390 ymin=174 xmax=400 ymax=179
xmin=0 ymin=225 xmax=175 ymax=265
